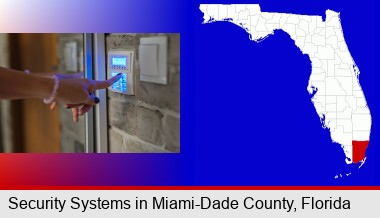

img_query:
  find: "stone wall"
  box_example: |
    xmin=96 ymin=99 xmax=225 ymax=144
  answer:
xmin=106 ymin=33 xmax=180 ymax=152
xmin=57 ymin=33 xmax=180 ymax=153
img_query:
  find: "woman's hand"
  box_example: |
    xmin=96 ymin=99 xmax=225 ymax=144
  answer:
xmin=33 ymin=72 xmax=83 ymax=111
xmin=37 ymin=72 xmax=122 ymax=122
xmin=33 ymin=72 xmax=122 ymax=122
xmin=0 ymin=67 xmax=121 ymax=122
xmin=56 ymin=74 xmax=122 ymax=122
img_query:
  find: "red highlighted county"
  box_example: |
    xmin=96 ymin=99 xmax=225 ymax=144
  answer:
xmin=352 ymin=141 xmax=369 ymax=163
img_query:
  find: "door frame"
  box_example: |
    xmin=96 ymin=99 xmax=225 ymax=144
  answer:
xmin=84 ymin=33 xmax=108 ymax=153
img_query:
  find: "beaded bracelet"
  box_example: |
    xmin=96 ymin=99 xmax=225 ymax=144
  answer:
xmin=43 ymin=75 xmax=60 ymax=104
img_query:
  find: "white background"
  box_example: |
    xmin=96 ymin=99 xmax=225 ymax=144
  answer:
xmin=0 ymin=190 xmax=378 ymax=218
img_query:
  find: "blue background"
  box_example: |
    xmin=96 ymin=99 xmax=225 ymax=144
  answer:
xmin=0 ymin=0 xmax=378 ymax=187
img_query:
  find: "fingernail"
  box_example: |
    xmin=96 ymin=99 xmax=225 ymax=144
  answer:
xmin=95 ymin=97 xmax=100 ymax=104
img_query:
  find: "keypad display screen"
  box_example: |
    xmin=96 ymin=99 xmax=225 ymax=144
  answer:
xmin=112 ymin=57 xmax=127 ymax=67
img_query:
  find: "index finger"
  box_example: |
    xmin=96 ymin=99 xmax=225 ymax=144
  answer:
xmin=92 ymin=73 xmax=122 ymax=90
